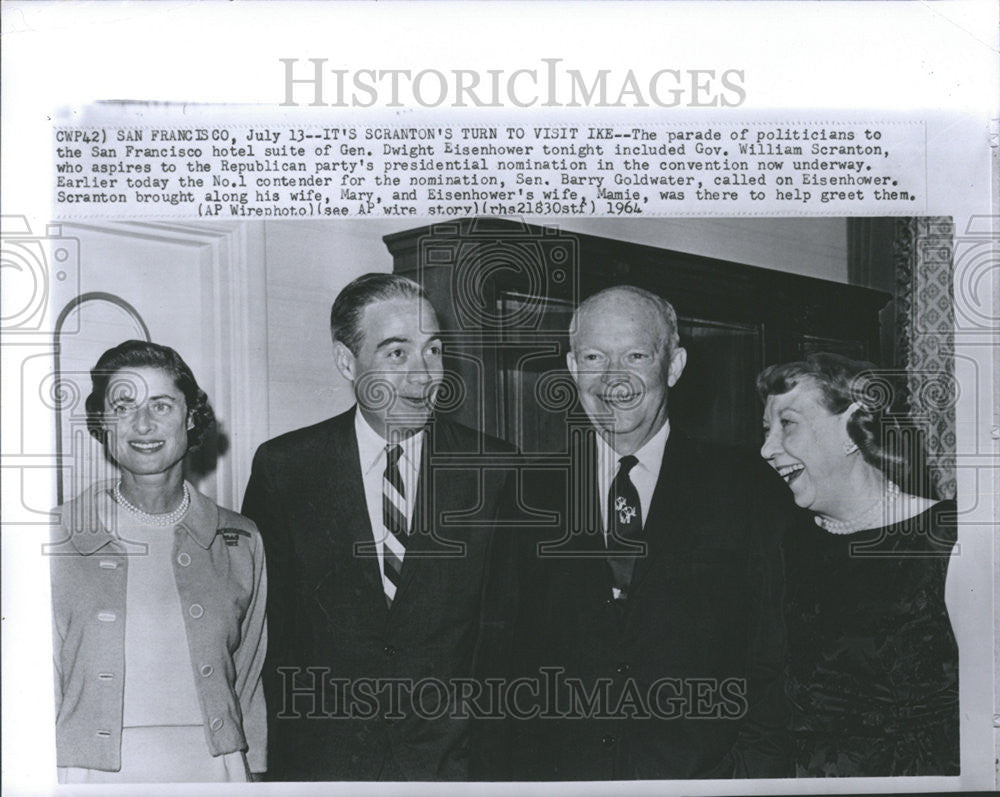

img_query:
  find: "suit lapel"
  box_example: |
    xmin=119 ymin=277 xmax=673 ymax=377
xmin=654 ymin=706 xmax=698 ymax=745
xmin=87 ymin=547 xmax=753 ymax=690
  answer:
xmin=571 ymin=427 xmax=610 ymax=557
xmin=390 ymin=419 xmax=476 ymax=611
xmin=629 ymin=431 xmax=691 ymax=599
xmin=582 ymin=426 xmax=691 ymax=601
xmin=576 ymin=429 xmax=616 ymax=594
xmin=317 ymin=409 xmax=385 ymax=604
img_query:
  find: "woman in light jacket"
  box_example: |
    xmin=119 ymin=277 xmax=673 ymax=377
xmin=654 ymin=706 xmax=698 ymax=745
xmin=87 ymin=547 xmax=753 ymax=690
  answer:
xmin=51 ymin=340 xmax=267 ymax=783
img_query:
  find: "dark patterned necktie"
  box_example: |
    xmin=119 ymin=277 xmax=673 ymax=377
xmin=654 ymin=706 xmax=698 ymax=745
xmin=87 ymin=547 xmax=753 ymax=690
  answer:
xmin=382 ymin=444 xmax=407 ymax=606
xmin=607 ymin=454 xmax=642 ymax=599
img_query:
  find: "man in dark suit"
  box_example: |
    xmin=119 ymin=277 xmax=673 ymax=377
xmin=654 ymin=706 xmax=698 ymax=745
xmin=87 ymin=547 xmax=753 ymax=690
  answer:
xmin=242 ymin=273 xmax=513 ymax=781
xmin=513 ymin=285 xmax=791 ymax=779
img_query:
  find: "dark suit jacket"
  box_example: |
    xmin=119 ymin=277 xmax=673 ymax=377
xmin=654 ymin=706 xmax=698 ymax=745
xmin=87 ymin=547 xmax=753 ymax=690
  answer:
xmin=510 ymin=427 xmax=793 ymax=780
xmin=241 ymin=407 xmax=514 ymax=781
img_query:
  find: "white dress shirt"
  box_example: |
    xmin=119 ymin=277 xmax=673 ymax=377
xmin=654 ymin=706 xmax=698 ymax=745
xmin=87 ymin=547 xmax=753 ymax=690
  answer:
xmin=354 ymin=408 xmax=423 ymax=579
xmin=595 ymin=419 xmax=670 ymax=545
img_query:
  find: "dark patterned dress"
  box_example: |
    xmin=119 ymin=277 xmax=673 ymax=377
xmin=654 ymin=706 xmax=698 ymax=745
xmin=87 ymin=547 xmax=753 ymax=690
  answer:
xmin=784 ymin=500 xmax=959 ymax=777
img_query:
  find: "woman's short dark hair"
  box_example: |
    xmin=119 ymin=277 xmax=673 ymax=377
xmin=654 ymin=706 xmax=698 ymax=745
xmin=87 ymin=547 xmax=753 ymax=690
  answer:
xmin=330 ymin=273 xmax=428 ymax=355
xmin=757 ymin=352 xmax=935 ymax=498
xmin=85 ymin=340 xmax=215 ymax=449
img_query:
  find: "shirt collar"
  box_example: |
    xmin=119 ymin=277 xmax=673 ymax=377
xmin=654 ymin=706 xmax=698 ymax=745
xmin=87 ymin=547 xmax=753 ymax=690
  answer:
xmin=596 ymin=418 xmax=671 ymax=474
xmin=354 ymin=405 xmax=422 ymax=476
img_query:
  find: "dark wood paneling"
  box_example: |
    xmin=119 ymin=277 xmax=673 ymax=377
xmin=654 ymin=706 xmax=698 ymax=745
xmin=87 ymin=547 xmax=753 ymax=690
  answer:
xmin=385 ymin=219 xmax=890 ymax=451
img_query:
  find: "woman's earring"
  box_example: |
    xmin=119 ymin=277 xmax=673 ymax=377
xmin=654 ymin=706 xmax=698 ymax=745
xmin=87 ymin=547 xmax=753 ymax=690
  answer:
xmin=843 ymin=439 xmax=858 ymax=455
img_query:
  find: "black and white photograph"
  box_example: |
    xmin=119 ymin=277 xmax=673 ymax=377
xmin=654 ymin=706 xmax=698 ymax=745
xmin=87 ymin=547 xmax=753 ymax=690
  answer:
xmin=31 ymin=215 xmax=967 ymax=784
xmin=1 ymin=2 xmax=996 ymax=795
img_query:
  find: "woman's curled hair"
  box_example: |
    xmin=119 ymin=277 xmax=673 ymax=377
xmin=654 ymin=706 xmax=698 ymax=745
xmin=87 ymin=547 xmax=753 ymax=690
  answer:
xmin=85 ymin=340 xmax=215 ymax=450
xmin=757 ymin=352 xmax=936 ymax=498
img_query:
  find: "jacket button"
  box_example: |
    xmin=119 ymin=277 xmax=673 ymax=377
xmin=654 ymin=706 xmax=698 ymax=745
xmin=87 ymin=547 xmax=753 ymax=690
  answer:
xmin=177 ymin=552 xmax=191 ymax=567
xmin=383 ymin=645 xmax=397 ymax=656
xmin=601 ymin=734 xmax=616 ymax=747
xmin=210 ymin=717 xmax=224 ymax=731
xmin=188 ymin=604 xmax=204 ymax=619
xmin=200 ymin=664 xmax=214 ymax=677
xmin=97 ymin=612 xmax=117 ymax=623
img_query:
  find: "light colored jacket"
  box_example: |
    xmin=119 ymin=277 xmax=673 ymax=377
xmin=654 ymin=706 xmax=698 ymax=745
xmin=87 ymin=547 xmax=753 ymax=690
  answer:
xmin=50 ymin=481 xmax=267 ymax=773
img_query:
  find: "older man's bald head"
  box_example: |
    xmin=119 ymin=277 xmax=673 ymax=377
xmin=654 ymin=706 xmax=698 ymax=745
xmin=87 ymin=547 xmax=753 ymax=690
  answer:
xmin=570 ymin=285 xmax=680 ymax=356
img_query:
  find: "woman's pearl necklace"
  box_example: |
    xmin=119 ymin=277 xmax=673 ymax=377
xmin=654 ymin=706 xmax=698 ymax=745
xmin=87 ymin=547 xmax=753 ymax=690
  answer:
xmin=113 ymin=480 xmax=190 ymax=526
xmin=815 ymin=481 xmax=901 ymax=535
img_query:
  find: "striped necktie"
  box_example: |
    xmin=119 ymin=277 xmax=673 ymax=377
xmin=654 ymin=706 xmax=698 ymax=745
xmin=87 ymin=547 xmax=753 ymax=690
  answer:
xmin=382 ymin=443 xmax=408 ymax=606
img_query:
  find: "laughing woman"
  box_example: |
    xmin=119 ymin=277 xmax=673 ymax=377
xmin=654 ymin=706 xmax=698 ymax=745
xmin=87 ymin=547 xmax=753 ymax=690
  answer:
xmin=757 ymin=353 xmax=958 ymax=777
xmin=51 ymin=340 xmax=266 ymax=783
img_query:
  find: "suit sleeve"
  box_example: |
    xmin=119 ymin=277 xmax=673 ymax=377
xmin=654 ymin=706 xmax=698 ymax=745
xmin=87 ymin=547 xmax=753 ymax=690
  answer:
xmin=234 ymin=526 xmax=268 ymax=774
xmin=240 ymin=446 xmax=272 ymax=537
xmin=730 ymin=468 xmax=794 ymax=778
xmin=242 ymin=447 xmax=290 ymax=660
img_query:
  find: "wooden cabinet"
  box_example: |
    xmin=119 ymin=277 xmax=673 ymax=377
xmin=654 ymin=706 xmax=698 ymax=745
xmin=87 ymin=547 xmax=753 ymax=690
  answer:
xmin=384 ymin=218 xmax=890 ymax=453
